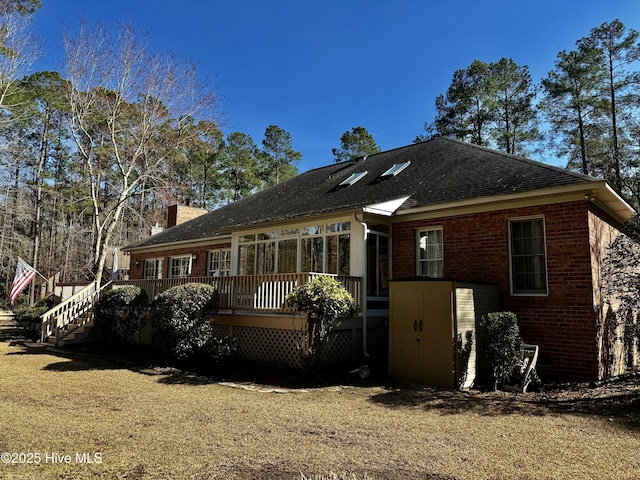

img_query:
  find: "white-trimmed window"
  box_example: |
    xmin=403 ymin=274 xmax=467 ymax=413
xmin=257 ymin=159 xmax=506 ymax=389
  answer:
xmin=168 ymin=255 xmax=192 ymax=278
xmin=417 ymin=227 xmax=443 ymax=278
xmin=143 ymin=258 xmax=163 ymax=279
xmin=509 ymin=217 xmax=548 ymax=295
xmin=237 ymin=222 xmax=351 ymax=276
xmin=207 ymin=249 xmax=231 ymax=277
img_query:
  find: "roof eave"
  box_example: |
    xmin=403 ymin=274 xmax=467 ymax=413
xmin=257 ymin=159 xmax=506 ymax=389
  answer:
xmin=123 ymin=233 xmax=232 ymax=254
xmin=590 ymin=183 xmax=635 ymax=224
xmin=394 ymin=181 xmax=633 ymax=221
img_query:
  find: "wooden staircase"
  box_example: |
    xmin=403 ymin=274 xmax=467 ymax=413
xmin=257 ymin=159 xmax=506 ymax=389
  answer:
xmin=41 ymin=281 xmax=112 ymax=347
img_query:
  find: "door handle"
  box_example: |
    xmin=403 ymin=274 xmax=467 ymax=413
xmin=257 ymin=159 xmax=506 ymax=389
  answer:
xmin=413 ymin=319 xmax=418 ymax=332
xmin=419 ymin=320 xmax=423 ymax=332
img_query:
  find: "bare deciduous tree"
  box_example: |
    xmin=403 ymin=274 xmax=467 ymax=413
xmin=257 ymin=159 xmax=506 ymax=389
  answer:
xmin=63 ymin=21 xmax=223 ymax=283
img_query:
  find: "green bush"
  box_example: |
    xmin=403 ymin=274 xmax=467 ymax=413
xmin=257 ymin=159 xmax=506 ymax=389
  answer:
xmin=286 ymin=275 xmax=359 ymax=373
xmin=13 ymin=305 xmax=49 ymax=339
xmin=478 ymin=311 xmax=524 ymax=390
xmin=93 ymin=286 xmax=148 ymax=344
xmin=151 ymin=283 xmax=220 ymax=359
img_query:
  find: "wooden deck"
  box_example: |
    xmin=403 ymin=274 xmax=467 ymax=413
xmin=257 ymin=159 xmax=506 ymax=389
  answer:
xmin=116 ymin=273 xmax=362 ymax=314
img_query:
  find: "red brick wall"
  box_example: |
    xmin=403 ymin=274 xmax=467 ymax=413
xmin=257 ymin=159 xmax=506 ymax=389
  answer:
xmin=129 ymin=242 xmax=231 ymax=279
xmin=392 ymin=200 xmax=601 ymax=381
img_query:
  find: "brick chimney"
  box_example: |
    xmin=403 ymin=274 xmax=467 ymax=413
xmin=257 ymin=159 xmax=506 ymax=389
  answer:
xmin=167 ymin=204 xmax=208 ymax=228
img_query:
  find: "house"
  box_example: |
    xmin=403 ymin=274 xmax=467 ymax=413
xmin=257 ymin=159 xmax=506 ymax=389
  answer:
xmin=122 ymin=137 xmax=636 ymax=382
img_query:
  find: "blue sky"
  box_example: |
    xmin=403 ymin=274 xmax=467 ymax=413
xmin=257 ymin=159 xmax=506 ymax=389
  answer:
xmin=30 ymin=0 xmax=640 ymax=172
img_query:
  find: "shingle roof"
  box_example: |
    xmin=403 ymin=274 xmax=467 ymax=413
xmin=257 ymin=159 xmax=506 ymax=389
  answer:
xmin=127 ymin=137 xmax=601 ymax=249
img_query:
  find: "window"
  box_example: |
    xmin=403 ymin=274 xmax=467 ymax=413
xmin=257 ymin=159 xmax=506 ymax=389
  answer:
xmin=237 ymin=221 xmax=351 ymax=275
xmin=143 ymin=258 xmax=163 ymax=279
xmin=169 ymin=256 xmax=192 ymax=278
xmin=417 ymin=227 xmax=443 ymax=278
xmin=207 ymin=249 xmax=231 ymax=277
xmin=509 ymin=217 xmax=548 ymax=295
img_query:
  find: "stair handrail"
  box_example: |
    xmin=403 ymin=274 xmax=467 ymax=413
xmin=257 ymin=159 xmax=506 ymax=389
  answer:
xmin=40 ymin=280 xmax=112 ymax=345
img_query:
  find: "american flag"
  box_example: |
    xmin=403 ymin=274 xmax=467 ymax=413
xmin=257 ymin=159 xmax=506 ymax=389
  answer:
xmin=10 ymin=257 xmax=37 ymax=304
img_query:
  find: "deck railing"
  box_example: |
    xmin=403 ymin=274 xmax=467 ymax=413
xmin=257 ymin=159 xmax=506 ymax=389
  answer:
xmin=40 ymin=280 xmax=112 ymax=345
xmin=116 ymin=273 xmax=362 ymax=314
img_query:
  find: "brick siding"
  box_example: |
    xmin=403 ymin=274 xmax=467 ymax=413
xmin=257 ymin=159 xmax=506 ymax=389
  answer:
xmin=129 ymin=243 xmax=231 ymax=279
xmin=392 ymin=200 xmax=606 ymax=381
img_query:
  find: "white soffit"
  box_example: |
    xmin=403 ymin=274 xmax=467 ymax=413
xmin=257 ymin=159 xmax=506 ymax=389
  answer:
xmin=363 ymin=196 xmax=411 ymax=216
xmin=593 ymin=183 xmax=635 ymax=223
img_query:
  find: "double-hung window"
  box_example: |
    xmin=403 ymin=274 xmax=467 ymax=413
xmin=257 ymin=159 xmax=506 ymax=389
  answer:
xmin=168 ymin=255 xmax=192 ymax=278
xmin=207 ymin=249 xmax=231 ymax=277
xmin=509 ymin=217 xmax=548 ymax=295
xmin=143 ymin=258 xmax=163 ymax=279
xmin=417 ymin=227 xmax=443 ymax=278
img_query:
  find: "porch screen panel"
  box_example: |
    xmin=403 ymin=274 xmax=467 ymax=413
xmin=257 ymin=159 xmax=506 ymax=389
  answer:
xmin=278 ymin=238 xmax=298 ymax=273
xmin=338 ymin=233 xmax=350 ymax=275
xmin=378 ymin=235 xmax=389 ymax=295
xmin=302 ymin=237 xmax=324 ymax=272
xmin=367 ymin=234 xmax=388 ymax=296
xmin=238 ymin=244 xmax=255 ymax=275
xmin=327 ymin=234 xmax=350 ymax=275
xmin=327 ymin=236 xmax=337 ymax=274
xmin=256 ymin=241 xmax=276 ymax=275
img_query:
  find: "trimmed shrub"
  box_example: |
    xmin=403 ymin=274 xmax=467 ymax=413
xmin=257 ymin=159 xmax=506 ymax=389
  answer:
xmin=478 ymin=311 xmax=524 ymax=390
xmin=151 ymin=283 xmax=220 ymax=359
xmin=12 ymin=296 xmax=56 ymax=340
xmin=93 ymin=286 xmax=148 ymax=344
xmin=286 ymin=275 xmax=359 ymax=373
xmin=13 ymin=305 xmax=49 ymax=339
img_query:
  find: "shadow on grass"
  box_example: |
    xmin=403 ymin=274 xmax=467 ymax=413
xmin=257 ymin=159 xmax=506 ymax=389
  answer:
xmin=4 ymin=338 xmax=370 ymax=389
xmin=369 ymin=381 xmax=640 ymax=431
xmin=5 ymin=334 xmax=640 ymax=432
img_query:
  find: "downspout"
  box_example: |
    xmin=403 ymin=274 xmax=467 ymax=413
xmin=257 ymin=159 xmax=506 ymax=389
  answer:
xmin=355 ymin=212 xmax=369 ymax=358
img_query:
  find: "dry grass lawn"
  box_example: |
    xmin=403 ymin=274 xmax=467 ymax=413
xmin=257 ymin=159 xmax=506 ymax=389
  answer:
xmin=0 ymin=336 xmax=639 ymax=480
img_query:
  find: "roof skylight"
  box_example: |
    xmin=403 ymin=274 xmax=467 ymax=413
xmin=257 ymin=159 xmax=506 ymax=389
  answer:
xmin=381 ymin=161 xmax=410 ymax=177
xmin=339 ymin=171 xmax=368 ymax=186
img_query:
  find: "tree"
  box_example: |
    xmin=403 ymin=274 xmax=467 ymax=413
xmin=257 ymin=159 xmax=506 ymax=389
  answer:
xmin=0 ymin=0 xmax=39 ymax=116
xmin=578 ymin=20 xmax=640 ymax=193
xmin=261 ymin=124 xmax=300 ymax=186
xmin=18 ymin=71 xmax=71 ymax=296
xmin=63 ymin=21 xmax=222 ymax=283
xmin=426 ymin=59 xmax=538 ymax=155
xmin=0 ymin=0 xmax=41 ymax=296
xmin=540 ymin=46 xmax=606 ymax=176
xmin=219 ymin=131 xmax=262 ymax=203
xmin=332 ymin=126 xmax=380 ymax=163
xmin=173 ymin=120 xmax=225 ymax=209
xmin=429 ymin=60 xmax=493 ymax=146
xmin=489 ymin=58 xmax=539 ymax=155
